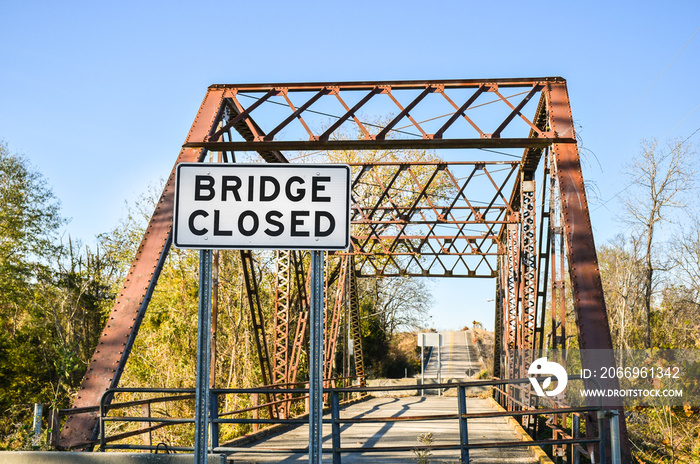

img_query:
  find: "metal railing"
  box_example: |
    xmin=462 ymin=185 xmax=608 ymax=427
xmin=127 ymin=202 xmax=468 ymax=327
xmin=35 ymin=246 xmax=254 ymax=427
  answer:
xmin=64 ymin=377 xmax=620 ymax=463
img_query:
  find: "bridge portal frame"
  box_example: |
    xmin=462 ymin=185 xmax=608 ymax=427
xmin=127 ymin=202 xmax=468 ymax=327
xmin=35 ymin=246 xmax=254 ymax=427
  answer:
xmin=58 ymin=77 xmax=628 ymax=461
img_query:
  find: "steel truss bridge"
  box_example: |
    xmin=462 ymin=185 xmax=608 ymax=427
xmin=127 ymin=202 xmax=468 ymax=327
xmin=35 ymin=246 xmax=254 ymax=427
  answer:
xmin=57 ymin=77 xmax=629 ymax=461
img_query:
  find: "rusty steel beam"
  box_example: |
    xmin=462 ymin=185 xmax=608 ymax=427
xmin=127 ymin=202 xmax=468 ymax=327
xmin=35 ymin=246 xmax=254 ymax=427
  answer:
xmin=184 ymin=138 xmax=569 ymax=152
xmin=240 ymin=250 xmax=274 ymax=390
xmin=184 ymin=78 xmax=575 ymax=154
xmin=546 ymin=81 xmax=630 ymax=463
xmin=58 ymin=88 xmax=229 ymax=449
xmin=519 ymin=180 xmax=537 ymax=428
xmin=534 ymin=150 xmax=552 ymax=353
xmin=520 ymin=180 xmax=537 ymax=357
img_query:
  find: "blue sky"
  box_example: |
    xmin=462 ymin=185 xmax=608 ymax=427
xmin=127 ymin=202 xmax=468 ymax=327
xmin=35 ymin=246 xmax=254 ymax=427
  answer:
xmin=1 ymin=1 xmax=699 ymax=330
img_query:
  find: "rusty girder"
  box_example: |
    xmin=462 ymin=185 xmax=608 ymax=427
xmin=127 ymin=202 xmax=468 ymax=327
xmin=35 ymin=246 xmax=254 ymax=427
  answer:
xmin=183 ymin=78 xmax=574 ymax=153
xmin=519 ymin=181 xmax=537 ymax=357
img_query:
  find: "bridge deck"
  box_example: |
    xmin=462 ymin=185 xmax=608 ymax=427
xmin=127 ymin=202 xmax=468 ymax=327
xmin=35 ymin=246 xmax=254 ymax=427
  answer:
xmin=223 ymin=396 xmax=543 ymax=463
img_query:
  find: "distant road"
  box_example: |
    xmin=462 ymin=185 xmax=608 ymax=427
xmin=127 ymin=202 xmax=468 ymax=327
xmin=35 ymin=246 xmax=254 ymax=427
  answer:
xmin=423 ymin=330 xmax=482 ymax=379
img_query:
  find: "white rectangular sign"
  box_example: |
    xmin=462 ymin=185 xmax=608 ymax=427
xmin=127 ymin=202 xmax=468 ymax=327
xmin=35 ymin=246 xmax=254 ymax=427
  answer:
xmin=174 ymin=163 xmax=351 ymax=250
xmin=417 ymin=333 xmax=443 ymax=347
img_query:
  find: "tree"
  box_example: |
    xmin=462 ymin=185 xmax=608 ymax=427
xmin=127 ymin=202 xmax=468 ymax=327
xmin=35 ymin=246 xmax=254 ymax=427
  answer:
xmin=598 ymin=236 xmax=646 ymax=351
xmin=360 ymin=276 xmax=431 ymax=336
xmin=0 ymin=142 xmax=121 ymax=448
xmin=0 ymin=142 xmax=63 ymax=331
xmin=621 ymin=138 xmax=696 ymax=348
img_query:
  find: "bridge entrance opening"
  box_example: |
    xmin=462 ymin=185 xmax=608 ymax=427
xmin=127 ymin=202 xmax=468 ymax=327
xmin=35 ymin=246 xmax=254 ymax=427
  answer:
xmin=56 ymin=78 xmax=629 ymax=462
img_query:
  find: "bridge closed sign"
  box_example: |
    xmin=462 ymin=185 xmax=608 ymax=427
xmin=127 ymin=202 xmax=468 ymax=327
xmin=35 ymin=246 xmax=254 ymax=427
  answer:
xmin=174 ymin=163 xmax=351 ymax=250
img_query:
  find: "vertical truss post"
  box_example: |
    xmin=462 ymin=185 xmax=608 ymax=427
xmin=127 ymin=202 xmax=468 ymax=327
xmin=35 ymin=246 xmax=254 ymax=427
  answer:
xmin=348 ymin=258 xmax=366 ymax=386
xmin=493 ymin=269 xmax=503 ymax=387
xmin=520 ymin=180 xmax=537 ymax=357
xmin=288 ymin=251 xmax=309 ymax=385
xmin=519 ymin=179 xmax=537 ymax=427
xmin=273 ymin=250 xmax=292 ymax=418
xmin=535 ymin=150 xmax=552 ymax=354
xmin=240 ymin=250 xmax=276 ymax=417
xmin=550 ymin=175 xmax=567 ymax=355
xmin=273 ymin=251 xmax=292 ymax=386
xmin=210 ymin=250 xmax=219 ymax=389
xmin=324 ymin=256 xmax=349 ymax=382
xmin=503 ymin=223 xmax=520 ymax=409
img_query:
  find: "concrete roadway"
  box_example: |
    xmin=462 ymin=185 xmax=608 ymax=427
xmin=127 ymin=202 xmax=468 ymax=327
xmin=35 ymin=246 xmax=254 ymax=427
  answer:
xmin=424 ymin=330 xmax=483 ymax=380
xmin=222 ymin=396 xmax=541 ymax=463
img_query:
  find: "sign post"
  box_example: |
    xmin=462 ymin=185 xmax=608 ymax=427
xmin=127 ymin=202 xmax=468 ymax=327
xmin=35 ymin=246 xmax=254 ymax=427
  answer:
xmin=309 ymin=250 xmax=324 ymax=464
xmin=194 ymin=249 xmax=213 ymax=463
xmin=417 ymin=333 xmax=443 ymax=397
xmin=174 ymin=163 xmax=350 ymax=464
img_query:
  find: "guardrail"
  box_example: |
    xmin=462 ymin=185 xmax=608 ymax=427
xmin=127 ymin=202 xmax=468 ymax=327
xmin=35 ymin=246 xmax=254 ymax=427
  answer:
xmin=59 ymin=377 xmax=621 ymax=463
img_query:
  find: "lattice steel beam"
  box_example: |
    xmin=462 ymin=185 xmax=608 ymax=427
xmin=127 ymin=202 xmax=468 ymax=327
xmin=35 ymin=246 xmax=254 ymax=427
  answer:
xmin=272 ymin=251 xmax=292 ymax=386
xmin=183 ymin=78 xmax=574 ymax=153
xmin=347 ymin=259 xmax=366 ymax=385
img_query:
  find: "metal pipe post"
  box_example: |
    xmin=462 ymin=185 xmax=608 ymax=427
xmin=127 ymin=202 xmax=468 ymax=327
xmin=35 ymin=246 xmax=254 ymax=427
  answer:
xmin=572 ymin=414 xmax=581 ymax=464
xmin=437 ymin=334 xmax=442 ymax=396
xmin=457 ymin=385 xmax=470 ymax=464
xmin=609 ymin=410 xmax=621 ymax=464
xmin=309 ymin=250 xmax=325 ymax=464
xmin=32 ymin=403 xmax=42 ymax=447
xmin=597 ymin=410 xmax=607 ymax=464
xmin=195 ymin=249 xmax=213 ymax=464
xmin=331 ymin=390 xmax=341 ymax=464
xmin=420 ymin=335 xmax=424 ymax=397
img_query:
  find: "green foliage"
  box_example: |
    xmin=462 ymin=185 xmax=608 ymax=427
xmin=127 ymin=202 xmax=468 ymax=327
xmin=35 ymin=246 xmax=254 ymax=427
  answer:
xmin=0 ymin=142 xmax=118 ymax=449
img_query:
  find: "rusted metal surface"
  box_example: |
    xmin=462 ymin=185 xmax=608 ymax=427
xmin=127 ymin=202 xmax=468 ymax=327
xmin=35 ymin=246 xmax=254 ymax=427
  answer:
xmin=534 ymin=150 xmax=552 ymax=353
xmin=520 ymin=180 xmax=537 ymax=359
xmin=547 ymin=82 xmax=615 ymax=363
xmin=287 ymin=251 xmax=309 ymax=385
xmin=519 ymin=180 xmax=537 ymax=427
